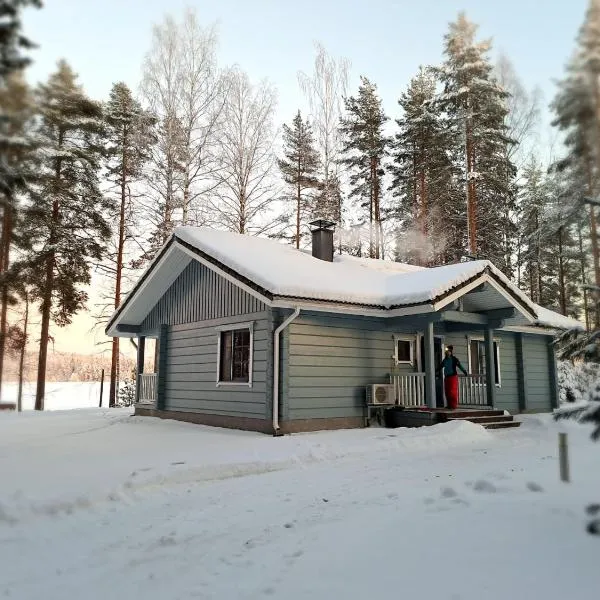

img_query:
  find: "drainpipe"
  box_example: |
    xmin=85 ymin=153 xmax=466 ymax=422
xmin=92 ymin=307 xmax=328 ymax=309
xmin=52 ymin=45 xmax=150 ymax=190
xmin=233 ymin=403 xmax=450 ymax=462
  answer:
xmin=273 ymin=307 xmax=300 ymax=435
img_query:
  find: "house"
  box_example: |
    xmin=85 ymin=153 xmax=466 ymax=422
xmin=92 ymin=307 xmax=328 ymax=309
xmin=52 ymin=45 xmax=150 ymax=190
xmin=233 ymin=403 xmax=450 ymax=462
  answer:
xmin=106 ymin=220 xmax=582 ymax=435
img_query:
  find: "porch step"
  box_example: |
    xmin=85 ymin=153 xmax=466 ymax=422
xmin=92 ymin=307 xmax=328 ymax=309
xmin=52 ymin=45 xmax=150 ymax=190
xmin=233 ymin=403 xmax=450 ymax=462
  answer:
xmin=442 ymin=411 xmax=520 ymax=430
xmin=446 ymin=414 xmax=513 ymax=425
xmin=437 ymin=409 xmax=504 ymax=420
xmin=483 ymin=420 xmax=521 ymax=429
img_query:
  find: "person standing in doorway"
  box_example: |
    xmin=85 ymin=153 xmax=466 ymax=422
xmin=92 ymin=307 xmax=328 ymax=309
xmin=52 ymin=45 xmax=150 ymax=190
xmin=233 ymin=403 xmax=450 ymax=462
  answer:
xmin=438 ymin=345 xmax=468 ymax=410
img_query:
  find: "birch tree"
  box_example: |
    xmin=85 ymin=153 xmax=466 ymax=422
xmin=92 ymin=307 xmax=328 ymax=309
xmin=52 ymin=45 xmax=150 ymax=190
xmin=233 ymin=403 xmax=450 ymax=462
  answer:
xmin=298 ymin=43 xmax=349 ymax=223
xmin=210 ymin=68 xmax=278 ymax=235
xmin=139 ymin=9 xmax=225 ymax=263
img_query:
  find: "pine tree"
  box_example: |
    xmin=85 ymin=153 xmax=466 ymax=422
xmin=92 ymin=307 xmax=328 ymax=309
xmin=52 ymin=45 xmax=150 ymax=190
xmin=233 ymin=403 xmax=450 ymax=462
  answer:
xmin=390 ymin=67 xmax=456 ymax=265
xmin=0 ymin=71 xmax=35 ymax=397
xmin=103 ymin=82 xmax=155 ymax=408
xmin=339 ymin=76 xmax=389 ymax=258
xmin=0 ymin=0 xmax=40 ymax=398
xmin=552 ymin=3 xmax=600 ymax=325
xmin=278 ymin=111 xmax=320 ymax=248
xmin=19 ymin=61 xmax=112 ymax=410
xmin=436 ymin=13 xmax=516 ymax=271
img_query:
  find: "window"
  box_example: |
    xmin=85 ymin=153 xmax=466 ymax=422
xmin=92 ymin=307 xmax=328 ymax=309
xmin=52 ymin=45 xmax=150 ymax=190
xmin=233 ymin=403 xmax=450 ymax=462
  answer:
xmin=469 ymin=339 xmax=500 ymax=385
xmin=217 ymin=324 xmax=253 ymax=385
xmin=394 ymin=336 xmax=415 ymax=365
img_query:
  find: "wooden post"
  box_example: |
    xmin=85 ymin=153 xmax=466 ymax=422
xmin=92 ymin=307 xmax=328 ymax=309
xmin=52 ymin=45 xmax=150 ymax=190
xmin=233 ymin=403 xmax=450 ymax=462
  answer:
xmin=135 ymin=336 xmax=145 ymax=404
xmin=424 ymin=321 xmax=436 ymax=409
xmin=559 ymin=432 xmax=570 ymax=483
xmin=484 ymin=326 xmax=496 ymax=407
xmin=99 ymin=368 xmax=104 ymax=408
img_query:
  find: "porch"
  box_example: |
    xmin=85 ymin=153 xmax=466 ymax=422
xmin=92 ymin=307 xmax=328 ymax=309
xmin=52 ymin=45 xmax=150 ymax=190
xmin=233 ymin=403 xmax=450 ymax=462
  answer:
xmin=390 ymin=373 xmax=489 ymax=408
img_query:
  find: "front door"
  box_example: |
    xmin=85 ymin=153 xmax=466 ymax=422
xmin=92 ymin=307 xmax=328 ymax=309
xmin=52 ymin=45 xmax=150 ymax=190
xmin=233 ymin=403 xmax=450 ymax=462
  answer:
xmin=420 ymin=336 xmax=445 ymax=407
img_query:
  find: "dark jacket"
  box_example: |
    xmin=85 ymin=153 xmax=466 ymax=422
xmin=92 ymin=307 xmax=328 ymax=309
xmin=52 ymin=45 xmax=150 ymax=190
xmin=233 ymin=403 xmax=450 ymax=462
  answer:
xmin=438 ymin=355 xmax=468 ymax=377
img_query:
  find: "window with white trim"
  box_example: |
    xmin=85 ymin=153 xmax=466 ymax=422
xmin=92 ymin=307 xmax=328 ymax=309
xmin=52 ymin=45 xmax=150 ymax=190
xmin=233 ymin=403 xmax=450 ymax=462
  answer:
xmin=394 ymin=335 xmax=415 ymax=365
xmin=216 ymin=323 xmax=253 ymax=386
xmin=468 ymin=339 xmax=501 ymax=385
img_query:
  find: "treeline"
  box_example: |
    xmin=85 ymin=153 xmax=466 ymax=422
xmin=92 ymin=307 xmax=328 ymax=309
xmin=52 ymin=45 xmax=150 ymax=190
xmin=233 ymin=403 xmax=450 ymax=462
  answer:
xmin=0 ymin=2 xmax=598 ymax=408
xmin=3 ymin=351 xmax=138 ymax=383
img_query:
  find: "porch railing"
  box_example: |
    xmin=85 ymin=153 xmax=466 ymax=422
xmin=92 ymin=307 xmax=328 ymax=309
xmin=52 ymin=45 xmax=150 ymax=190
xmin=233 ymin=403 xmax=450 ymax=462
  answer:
xmin=392 ymin=373 xmax=426 ymax=407
xmin=391 ymin=373 xmax=489 ymax=407
xmin=138 ymin=373 xmax=157 ymax=404
xmin=458 ymin=374 xmax=488 ymax=406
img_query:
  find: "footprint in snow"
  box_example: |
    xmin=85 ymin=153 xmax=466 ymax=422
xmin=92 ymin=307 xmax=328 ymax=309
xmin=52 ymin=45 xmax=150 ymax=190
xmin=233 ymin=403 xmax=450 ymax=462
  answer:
xmin=441 ymin=486 xmax=458 ymax=499
xmin=526 ymin=482 xmax=544 ymax=492
xmin=472 ymin=480 xmax=497 ymax=493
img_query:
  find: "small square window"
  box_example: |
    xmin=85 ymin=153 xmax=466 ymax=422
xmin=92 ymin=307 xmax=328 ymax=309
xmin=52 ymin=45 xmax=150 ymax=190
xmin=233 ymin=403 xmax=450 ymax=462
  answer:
xmin=219 ymin=328 xmax=251 ymax=383
xmin=396 ymin=339 xmax=413 ymax=363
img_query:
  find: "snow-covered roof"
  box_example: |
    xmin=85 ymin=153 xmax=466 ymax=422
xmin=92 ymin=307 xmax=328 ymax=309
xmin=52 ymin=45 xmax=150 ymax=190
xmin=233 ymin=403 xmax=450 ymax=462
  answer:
xmin=532 ymin=304 xmax=582 ymax=331
xmin=106 ymin=226 xmax=584 ymax=335
xmin=176 ymin=226 xmax=503 ymax=307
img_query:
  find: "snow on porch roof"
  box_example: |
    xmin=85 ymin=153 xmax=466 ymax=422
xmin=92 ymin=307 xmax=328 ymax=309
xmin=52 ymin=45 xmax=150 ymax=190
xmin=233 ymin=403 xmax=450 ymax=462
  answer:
xmin=171 ymin=227 xmax=581 ymax=330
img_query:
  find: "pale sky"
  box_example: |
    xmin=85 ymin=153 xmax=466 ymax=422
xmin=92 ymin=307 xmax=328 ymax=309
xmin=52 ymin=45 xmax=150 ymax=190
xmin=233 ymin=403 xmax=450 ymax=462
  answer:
xmin=21 ymin=0 xmax=587 ymax=355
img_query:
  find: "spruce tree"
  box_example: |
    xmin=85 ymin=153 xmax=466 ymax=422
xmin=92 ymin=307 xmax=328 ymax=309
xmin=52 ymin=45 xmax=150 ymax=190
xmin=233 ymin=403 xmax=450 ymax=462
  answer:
xmin=390 ymin=67 xmax=456 ymax=265
xmin=339 ymin=76 xmax=389 ymax=259
xmin=20 ymin=61 xmax=112 ymax=410
xmin=436 ymin=13 xmax=516 ymax=271
xmin=278 ymin=111 xmax=320 ymax=248
xmin=103 ymin=82 xmax=155 ymax=407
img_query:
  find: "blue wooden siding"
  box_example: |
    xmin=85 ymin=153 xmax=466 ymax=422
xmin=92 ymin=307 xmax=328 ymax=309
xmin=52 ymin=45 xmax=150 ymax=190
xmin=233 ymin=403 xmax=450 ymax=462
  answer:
xmin=285 ymin=312 xmax=557 ymax=420
xmin=162 ymin=312 xmax=271 ymax=418
xmin=522 ymin=333 xmax=554 ymax=412
xmin=141 ymin=260 xmax=266 ymax=333
xmin=285 ymin=313 xmax=392 ymax=421
xmin=138 ymin=258 xmax=271 ymax=420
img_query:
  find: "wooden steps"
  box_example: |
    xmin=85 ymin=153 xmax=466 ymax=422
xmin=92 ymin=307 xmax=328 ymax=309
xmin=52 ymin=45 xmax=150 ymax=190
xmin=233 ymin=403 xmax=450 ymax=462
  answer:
xmin=438 ymin=409 xmax=520 ymax=430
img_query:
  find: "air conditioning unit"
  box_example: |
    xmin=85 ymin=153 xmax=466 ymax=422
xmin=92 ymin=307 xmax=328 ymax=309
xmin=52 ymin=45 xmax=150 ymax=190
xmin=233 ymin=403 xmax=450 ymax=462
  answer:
xmin=366 ymin=384 xmax=396 ymax=406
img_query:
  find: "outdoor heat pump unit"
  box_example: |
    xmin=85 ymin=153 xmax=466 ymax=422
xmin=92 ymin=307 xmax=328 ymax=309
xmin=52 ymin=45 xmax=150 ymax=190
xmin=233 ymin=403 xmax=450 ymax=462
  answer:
xmin=366 ymin=384 xmax=396 ymax=406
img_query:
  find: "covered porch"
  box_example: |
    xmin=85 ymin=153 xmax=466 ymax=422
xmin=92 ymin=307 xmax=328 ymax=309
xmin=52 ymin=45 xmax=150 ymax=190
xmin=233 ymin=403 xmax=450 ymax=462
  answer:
xmin=389 ymin=306 xmax=515 ymax=410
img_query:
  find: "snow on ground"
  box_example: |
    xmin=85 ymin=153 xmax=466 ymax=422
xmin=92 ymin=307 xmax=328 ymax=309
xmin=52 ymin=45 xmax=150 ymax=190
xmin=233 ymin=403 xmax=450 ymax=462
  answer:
xmin=2 ymin=382 xmax=103 ymax=410
xmin=0 ymin=410 xmax=598 ymax=600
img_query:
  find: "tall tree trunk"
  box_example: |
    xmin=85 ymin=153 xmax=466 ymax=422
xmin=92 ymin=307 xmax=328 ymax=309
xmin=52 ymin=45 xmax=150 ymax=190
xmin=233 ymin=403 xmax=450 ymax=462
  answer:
xmin=35 ymin=199 xmax=58 ymax=411
xmin=373 ymin=157 xmax=380 ymax=260
xmin=584 ymin=153 xmax=600 ymax=327
xmin=0 ymin=204 xmax=12 ymax=400
xmin=557 ymin=226 xmax=567 ymax=315
xmin=17 ymin=291 xmax=28 ymax=412
xmin=35 ymin=139 xmax=63 ymax=412
xmin=465 ymin=103 xmax=477 ymax=256
xmin=296 ymin=154 xmax=301 ymax=249
xmin=109 ymin=153 xmax=128 ymax=407
xmin=578 ymin=222 xmax=590 ymax=331
xmin=419 ymin=167 xmax=427 ymax=266
xmin=182 ymin=172 xmax=190 ymax=225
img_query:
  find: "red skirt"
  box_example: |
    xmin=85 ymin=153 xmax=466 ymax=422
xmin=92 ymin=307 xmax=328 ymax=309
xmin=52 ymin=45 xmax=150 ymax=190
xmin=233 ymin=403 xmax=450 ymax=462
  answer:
xmin=444 ymin=375 xmax=459 ymax=409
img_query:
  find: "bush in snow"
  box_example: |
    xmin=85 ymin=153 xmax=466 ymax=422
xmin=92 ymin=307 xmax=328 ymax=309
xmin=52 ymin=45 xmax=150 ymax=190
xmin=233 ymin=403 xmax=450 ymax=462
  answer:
xmin=117 ymin=373 xmax=136 ymax=407
xmin=558 ymin=360 xmax=600 ymax=405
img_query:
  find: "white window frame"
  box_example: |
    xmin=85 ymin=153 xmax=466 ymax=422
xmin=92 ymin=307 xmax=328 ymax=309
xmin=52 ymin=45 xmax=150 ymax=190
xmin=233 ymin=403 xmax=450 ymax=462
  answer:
xmin=466 ymin=335 xmax=501 ymax=387
xmin=215 ymin=321 xmax=254 ymax=388
xmin=393 ymin=334 xmax=416 ymax=366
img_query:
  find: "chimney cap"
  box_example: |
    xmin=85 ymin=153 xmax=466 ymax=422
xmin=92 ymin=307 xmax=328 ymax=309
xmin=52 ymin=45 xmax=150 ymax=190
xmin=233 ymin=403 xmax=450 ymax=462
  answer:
xmin=309 ymin=219 xmax=336 ymax=231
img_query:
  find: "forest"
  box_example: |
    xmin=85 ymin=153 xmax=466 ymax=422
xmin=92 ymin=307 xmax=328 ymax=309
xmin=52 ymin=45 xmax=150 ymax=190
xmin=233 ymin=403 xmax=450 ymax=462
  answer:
xmin=1 ymin=1 xmax=600 ymax=408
